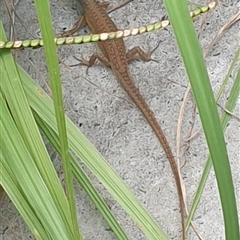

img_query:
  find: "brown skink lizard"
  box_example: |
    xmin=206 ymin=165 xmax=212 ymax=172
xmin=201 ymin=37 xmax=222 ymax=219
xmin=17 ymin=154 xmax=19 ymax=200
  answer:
xmin=73 ymin=0 xmax=185 ymax=237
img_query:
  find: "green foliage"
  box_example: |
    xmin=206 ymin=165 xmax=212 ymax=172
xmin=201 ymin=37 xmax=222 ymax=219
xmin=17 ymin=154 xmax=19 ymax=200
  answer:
xmin=163 ymin=0 xmax=239 ymax=239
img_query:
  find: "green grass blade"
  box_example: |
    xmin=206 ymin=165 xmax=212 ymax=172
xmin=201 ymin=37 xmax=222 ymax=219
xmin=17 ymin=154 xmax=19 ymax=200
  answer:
xmin=0 ymin=94 xmax=72 ymax=240
xmin=0 ymin=22 xmax=76 ymax=239
xmin=185 ymin=47 xmax=240 ymax=231
xmin=215 ymin=47 xmax=240 ymax=102
xmin=17 ymin=59 xmax=169 ymax=240
xmin=0 ymin=163 xmax=48 ymax=240
xmin=163 ymin=0 xmax=239 ymax=239
xmin=33 ymin=1 xmax=80 ymax=237
xmin=34 ymin=112 xmax=130 ymax=240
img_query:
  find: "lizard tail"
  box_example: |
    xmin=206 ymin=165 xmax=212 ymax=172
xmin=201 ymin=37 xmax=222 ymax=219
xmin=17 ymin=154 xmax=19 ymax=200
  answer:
xmin=117 ymin=70 xmax=185 ymax=239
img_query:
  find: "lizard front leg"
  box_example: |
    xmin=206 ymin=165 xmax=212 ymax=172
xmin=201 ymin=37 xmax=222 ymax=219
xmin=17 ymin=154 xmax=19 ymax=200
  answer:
xmin=60 ymin=2 xmax=108 ymax=37
xmin=96 ymin=1 xmax=110 ymax=9
xmin=61 ymin=15 xmax=85 ymax=37
xmin=62 ymin=1 xmax=132 ymax=37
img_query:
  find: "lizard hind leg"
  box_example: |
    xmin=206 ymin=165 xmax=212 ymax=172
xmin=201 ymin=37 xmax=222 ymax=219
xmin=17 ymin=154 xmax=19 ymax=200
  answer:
xmin=126 ymin=41 xmax=162 ymax=64
xmin=70 ymin=54 xmax=111 ymax=74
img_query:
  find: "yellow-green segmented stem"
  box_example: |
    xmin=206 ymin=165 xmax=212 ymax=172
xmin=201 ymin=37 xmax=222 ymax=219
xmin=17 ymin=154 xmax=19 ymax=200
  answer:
xmin=0 ymin=1 xmax=217 ymax=50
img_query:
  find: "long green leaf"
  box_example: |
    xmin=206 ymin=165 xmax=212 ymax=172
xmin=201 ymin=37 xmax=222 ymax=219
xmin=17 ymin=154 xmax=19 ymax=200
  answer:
xmin=33 ymin=1 xmax=80 ymax=237
xmin=0 ymin=92 xmax=72 ymax=240
xmin=0 ymin=22 xmax=75 ymax=239
xmin=17 ymin=57 xmax=169 ymax=240
xmin=34 ymin=112 xmax=130 ymax=240
xmin=163 ymin=0 xmax=239 ymax=239
xmin=185 ymin=47 xmax=240 ymax=231
xmin=0 ymin=163 xmax=48 ymax=240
